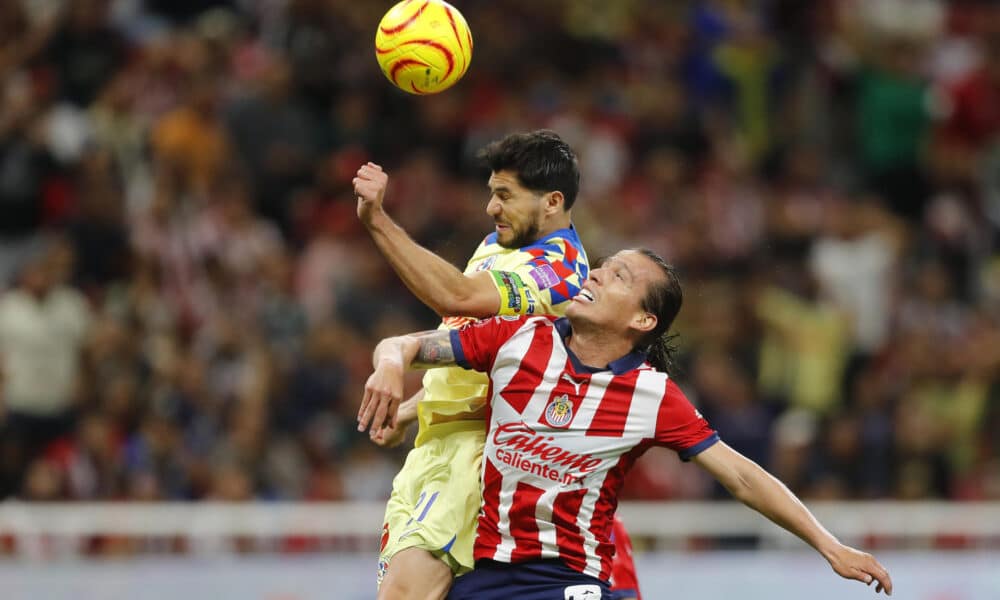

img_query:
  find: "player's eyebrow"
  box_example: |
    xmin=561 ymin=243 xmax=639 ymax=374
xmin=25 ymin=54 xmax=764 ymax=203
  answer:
xmin=604 ymin=256 xmax=635 ymax=282
xmin=619 ymin=261 xmax=635 ymax=282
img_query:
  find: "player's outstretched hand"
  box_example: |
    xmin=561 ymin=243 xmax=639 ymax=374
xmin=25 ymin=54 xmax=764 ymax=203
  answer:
xmin=826 ymin=543 xmax=892 ymax=595
xmin=370 ymin=420 xmax=410 ymax=448
xmin=354 ymin=162 xmax=389 ymax=225
xmin=358 ymin=362 xmax=404 ymax=434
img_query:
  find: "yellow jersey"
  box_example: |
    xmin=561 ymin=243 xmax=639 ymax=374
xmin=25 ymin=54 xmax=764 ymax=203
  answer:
xmin=414 ymin=226 xmax=588 ymax=446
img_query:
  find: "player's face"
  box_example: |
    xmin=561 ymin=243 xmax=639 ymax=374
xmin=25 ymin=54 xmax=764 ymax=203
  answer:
xmin=566 ymin=250 xmax=661 ymax=335
xmin=486 ymin=170 xmax=545 ymax=249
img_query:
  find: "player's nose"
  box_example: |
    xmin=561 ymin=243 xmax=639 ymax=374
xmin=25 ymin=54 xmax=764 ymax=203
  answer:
xmin=486 ymin=196 xmax=501 ymax=216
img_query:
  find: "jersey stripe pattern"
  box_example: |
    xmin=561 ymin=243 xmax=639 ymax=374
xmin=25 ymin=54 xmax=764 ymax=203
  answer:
xmin=452 ymin=315 xmax=719 ymax=581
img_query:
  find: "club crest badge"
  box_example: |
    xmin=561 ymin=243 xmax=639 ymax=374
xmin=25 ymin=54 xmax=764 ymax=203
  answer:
xmin=475 ymin=256 xmax=498 ymax=271
xmin=545 ymin=394 xmax=574 ymax=428
xmin=377 ymin=556 xmax=389 ymax=585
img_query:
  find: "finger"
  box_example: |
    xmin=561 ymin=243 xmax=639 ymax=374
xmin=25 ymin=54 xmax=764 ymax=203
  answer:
xmin=850 ymin=567 xmax=873 ymax=586
xmin=876 ymin=570 xmax=892 ymax=595
xmin=358 ymin=389 xmax=375 ymax=432
xmin=358 ymin=386 xmax=371 ymax=421
xmin=867 ymin=560 xmax=891 ymax=595
xmin=371 ymin=393 xmax=390 ymax=433
xmin=387 ymin=397 xmax=399 ymax=429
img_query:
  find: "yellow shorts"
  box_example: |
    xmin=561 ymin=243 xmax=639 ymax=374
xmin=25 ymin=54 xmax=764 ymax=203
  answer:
xmin=378 ymin=429 xmax=484 ymax=586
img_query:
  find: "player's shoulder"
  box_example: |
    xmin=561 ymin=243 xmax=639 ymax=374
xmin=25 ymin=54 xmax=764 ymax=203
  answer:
xmin=485 ymin=314 xmax=559 ymax=328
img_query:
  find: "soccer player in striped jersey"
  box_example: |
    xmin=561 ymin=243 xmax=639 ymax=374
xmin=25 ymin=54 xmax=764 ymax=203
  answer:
xmin=359 ymin=248 xmax=894 ymax=599
xmin=354 ymin=131 xmax=591 ymax=600
xmin=609 ymin=516 xmax=640 ymax=600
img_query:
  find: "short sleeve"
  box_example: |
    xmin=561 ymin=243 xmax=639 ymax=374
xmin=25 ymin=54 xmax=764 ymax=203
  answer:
xmin=488 ymin=237 xmax=588 ymax=316
xmin=655 ymin=379 xmax=719 ymax=461
xmin=450 ymin=315 xmax=533 ymax=373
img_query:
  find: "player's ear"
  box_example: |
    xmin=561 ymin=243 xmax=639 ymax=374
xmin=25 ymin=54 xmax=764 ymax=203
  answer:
xmin=543 ymin=190 xmax=565 ymax=215
xmin=632 ymin=311 xmax=657 ymax=336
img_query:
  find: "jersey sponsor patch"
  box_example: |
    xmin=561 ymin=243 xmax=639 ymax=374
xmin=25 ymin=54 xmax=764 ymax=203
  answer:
xmin=565 ymin=584 xmax=602 ymax=599
xmin=529 ymin=263 xmax=561 ymax=290
xmin=491 ymin=270 xmax=539 ymax=315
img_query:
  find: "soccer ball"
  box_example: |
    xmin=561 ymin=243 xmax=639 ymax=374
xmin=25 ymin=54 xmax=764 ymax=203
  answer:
xmin=375 ymin=0 xmax=473 ymax=95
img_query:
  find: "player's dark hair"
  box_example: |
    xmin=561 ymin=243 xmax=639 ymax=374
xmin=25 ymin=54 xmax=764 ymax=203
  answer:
xmin=477 ymin=129 xmax=580 ymax=209
xmin=633 ymin=248 xmax=682 ymax=373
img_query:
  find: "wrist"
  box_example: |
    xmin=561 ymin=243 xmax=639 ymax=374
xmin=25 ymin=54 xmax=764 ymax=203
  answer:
xmin=376 ymin=355 xmax=404 ymax=372
xmin=364 ymin=207 xmax=390 ymax=232
xmin=817 ymin=537 xmax=844 ymax=563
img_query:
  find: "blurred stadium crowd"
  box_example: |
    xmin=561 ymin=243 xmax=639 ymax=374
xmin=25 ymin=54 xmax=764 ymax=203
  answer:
xmin=0 ymin=0 xmax=998 ymax=513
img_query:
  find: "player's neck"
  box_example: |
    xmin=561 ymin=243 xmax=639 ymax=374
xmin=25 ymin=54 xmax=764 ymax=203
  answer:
xmin=538 ymin=212 xmax=572 ymax=238
xmin=565 ymin=325 xmax=634 ymax=372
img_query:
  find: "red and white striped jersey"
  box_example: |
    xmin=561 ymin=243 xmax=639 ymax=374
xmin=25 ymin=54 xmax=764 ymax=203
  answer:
xmin=450 ymin=315 xmax=719 ymax=581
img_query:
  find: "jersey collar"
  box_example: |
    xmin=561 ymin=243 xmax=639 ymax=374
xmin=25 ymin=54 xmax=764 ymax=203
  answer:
xmin=553 ymin=317 xmax=648 ymax=375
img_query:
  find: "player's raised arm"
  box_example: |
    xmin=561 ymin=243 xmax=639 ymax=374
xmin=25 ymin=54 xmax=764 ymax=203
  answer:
xmin=691 ymin=442 xmax=893 ymax=595
xmin=354 ymin=162 xmax=501 ymax=318
xmin=358 ymin=330 xmax=457 ymax=434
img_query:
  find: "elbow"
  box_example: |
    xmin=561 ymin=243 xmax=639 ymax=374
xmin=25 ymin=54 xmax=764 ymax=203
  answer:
xmin=726 ymin=474 xmax=754 ymax=504
xmin=722 ymin=464 xmax=760 ymax=505
xmin=430 ymin=297 xmax=467 ymax=318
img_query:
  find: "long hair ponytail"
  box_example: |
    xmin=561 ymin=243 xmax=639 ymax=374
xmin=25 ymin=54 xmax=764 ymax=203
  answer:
xmin=633 ymin=248 xmax=683 ymax=373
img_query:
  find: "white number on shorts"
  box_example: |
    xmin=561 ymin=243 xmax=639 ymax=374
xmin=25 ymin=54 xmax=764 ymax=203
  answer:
xmin=405 ymin=490 xmax=440 ymax=525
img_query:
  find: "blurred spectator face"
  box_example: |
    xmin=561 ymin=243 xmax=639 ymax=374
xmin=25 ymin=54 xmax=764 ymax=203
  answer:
xmin=915 ymin=261 xmax=954 ymax=303
xmin=259 ymin=251 xmax=293 ymax=291
xmin=260 ymin=60 xmax=293 ymax=100
xmin=102 ymin=374 xmax=138 ymax=424
xmin=643 ymin=147 xmax=687 ymax=192
xmin=0 ymin=1 xmax=26 ymax=38
xmin=79 ymin=414 xmax=115 ymax=459
xmin=209 ymin=463 xmax=253 ymax=501
xmin=985 ymin=33 xmax=1000 ymax=83
xmin=127 ymin=471 xmax=162 ymax=501
xmin=486 ymin=170 xmax=547 ymax=249
xmin=19 ymin=259 xmax=53 ymax=297
xmin=69 ymin=0 xmax=110 ymax=32
xmin=187 ymin=76 xmax=220 ymax=116
xmin=19 ymin=240 xmax=73 ymax=296
xmin=886 ymin=38 xmax=924 ymax=77
xmin=218 ymin=184 xmax=254 ymax=227
xmin=22 ymin=459 xmax=64 ymax=500
xmin=827 ymin=415 xmax=861 ymax=460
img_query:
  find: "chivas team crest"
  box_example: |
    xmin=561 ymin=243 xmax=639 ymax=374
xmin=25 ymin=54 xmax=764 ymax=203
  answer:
xmin=544 ymin=394 xmax=574 ymax=428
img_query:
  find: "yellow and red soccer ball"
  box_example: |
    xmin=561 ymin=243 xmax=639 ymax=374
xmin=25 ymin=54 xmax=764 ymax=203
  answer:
xmin=375 ymin=0 xmax=473 ymax=95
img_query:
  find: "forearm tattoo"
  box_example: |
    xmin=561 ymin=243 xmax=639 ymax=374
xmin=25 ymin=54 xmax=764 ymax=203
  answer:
xmin=412 ymin=331 xmax=456 ymax=368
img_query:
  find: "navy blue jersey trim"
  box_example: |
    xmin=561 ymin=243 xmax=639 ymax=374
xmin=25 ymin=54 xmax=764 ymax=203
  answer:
xmin=678 ymin=432 xmax=720 ymax=462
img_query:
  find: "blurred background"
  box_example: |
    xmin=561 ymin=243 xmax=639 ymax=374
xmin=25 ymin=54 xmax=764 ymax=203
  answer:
xmin=0 ymin=0 xmax=998 ymax=598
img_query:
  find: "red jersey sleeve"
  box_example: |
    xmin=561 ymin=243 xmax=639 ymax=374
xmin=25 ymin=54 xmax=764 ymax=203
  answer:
xmin=654 ymin=379 xmax=719 ymax=461
xmin=449 ymin=315 xmax=533 ymax=373
xmin=610 ymin=516 xmax=642 ymax=599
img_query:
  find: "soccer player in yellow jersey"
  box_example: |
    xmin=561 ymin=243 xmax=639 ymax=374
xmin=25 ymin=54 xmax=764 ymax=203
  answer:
xmin=354 ymin=131 xmax=589 ymax=600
